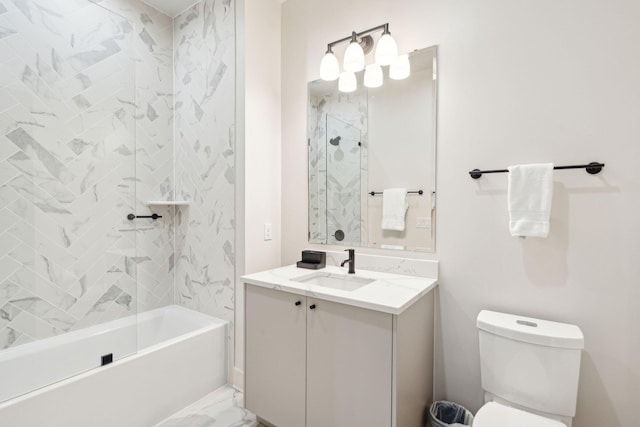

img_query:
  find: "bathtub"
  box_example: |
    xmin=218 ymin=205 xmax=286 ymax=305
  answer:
xmin=0 ymin=305 xmax=228 ymax=427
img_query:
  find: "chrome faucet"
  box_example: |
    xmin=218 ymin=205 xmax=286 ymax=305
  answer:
xmin=340 ymin=249 xmax=355 ymax=274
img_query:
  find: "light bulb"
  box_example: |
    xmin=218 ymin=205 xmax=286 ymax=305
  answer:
xmin=338 ymin=71 xmax=357 ymax=93
xmin=319 ymin=51 xmax=339 ymax=81
xmin=343 ymin=41 xmax=365 ymax=72
xmin=389 ymin=54 xmax=410 ymax=80
xmin=364 ymin=64 xmax=383 ymax=88
xmin=375 ymin=33 xmax=398 ymax=66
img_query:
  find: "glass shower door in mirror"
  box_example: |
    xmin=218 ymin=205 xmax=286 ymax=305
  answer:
xmin=325 ymin=115 xmax=362 ymax=245
xmin=0 ymin=0 xmax=137 ymax=402
xmin=308 ymin=85 xmax=368 ymax=247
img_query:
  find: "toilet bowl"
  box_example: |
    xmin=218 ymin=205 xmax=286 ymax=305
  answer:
xmin=476 ymin=310 xmax=584 ymax=427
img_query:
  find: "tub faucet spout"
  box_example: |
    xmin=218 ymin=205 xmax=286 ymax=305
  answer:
xmin=340 ymin=249 xmax=355 ymax=274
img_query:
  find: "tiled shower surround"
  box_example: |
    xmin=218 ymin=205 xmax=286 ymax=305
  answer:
xmin=0 ymin=0 xmax=235 ymax=351
xmin=173 ymin=0 xmax=236 ymax=327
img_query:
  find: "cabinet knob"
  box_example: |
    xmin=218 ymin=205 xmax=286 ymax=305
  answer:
xmin=309 ymin=304 xmax=316 ymax=310
xmin=295 ymin=301 xmax=301 ymax=306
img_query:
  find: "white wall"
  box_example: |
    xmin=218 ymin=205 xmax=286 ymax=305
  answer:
xmin=237 ymin=0 xmax=282 ymax=383
xmin=281 ymin=0 xmax=640 ymax=426
xmin=244 ymin=0 xmax=282 ymax=275
xmin=368 ymin=70 xmax=432 ymax=195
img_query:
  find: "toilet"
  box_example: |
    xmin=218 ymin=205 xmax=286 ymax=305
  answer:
xmin=475 ymin=310 xmax=584 ymax=427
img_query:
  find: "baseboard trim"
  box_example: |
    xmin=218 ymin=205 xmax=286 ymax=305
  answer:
xmin=231 ymin=367 xmax=244 ymax=391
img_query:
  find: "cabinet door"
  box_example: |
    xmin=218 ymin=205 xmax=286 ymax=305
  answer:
xmin=245 ymin=285 xmax=306 ymax=427
xmin=306 ymin=298 xmax=393 ymax=427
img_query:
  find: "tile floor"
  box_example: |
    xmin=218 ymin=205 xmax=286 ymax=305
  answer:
xmin=156 ymin=386 xmax=265 ymax=427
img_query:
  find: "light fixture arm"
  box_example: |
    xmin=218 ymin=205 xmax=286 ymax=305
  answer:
xmin=326 ymin=23 xmax=390 ymax=51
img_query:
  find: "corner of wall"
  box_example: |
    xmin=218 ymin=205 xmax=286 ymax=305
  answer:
xmin=236 ymin=0 xmax=283 ymax=376
xmin=234 ymin=0 xmax=247 ymax=376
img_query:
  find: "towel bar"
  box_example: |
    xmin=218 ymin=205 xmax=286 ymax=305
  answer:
xmin=369 ymin=190 xmax=424 ymax=196
xmin=469 ymin=162 xmax=604 ymax=179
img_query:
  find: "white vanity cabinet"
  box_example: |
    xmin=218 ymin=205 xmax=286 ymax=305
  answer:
xmin=244 ymin=280 xmax=435 ymax=427
xmin=244 ymin=285 xmax=306 ymax=427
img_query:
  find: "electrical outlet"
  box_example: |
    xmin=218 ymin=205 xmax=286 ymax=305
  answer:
xmin=264 ymin=223 xmax=273 ymax=241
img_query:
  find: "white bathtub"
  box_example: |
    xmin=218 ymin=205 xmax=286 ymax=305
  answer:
xmin=0 ymin=305 xmax=228 ymax=426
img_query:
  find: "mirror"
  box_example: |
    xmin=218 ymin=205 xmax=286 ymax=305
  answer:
xmin=308 ymin=45 xmax=437 ymax=252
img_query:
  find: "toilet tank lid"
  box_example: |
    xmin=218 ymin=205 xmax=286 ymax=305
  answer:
xmin=477 ymin=310 xmax=584 ymax=349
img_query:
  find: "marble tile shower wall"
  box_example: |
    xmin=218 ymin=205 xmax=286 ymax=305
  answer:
xmin=308 ymin=94 xmax=327 ymax=243
xmin=173 ymin=0 xmax=236 ymax=327
xmin=0 ymin=0 xmax=175 ymax=350
xmin=94 ymin=0 xmax=177 ymax=314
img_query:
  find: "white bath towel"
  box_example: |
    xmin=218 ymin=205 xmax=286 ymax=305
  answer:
xmin=382 ymin=188 xmax=408 ymax=231
xmin=508 ymin=163 xmax=554 ymax=238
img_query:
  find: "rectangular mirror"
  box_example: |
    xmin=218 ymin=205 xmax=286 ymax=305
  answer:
xmin=308 ymin=45 xmax=437 ymax=252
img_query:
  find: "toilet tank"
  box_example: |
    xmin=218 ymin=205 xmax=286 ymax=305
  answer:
xmin=477 ymin=310 xmax=584 ymax=418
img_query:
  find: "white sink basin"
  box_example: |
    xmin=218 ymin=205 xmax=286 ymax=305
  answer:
xmin=294 ymin=272 xmax=375 ymax=291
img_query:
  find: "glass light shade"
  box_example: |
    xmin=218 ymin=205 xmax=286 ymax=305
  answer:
xmin=338 ymin=71 xmax=357 ymax=93
xmin=343 ymin=41 xmax=365 ymax=72
xmin=319 ymin=52 xmax=340 ymax=81
xmin=375 ymin=33 xmax=398 ymax=65
xmin=389 ymin=54 xmax=410 ymax=80
xmin=364 ymin=64 xmax=383 ymax=88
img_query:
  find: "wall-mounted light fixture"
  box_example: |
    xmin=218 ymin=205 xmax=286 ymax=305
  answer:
xmin=319 ymin=23 xmax=409 ymax=92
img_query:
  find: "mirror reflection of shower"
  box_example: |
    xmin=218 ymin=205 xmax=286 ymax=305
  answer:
xmin=308 ymin=46 xmax=437 ymax=252
xmin=326 ymin=115 xmax=361 ymax=245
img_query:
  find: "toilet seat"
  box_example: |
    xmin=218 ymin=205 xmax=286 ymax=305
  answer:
xmin=474 ymin=402 xmax=565 ymax=427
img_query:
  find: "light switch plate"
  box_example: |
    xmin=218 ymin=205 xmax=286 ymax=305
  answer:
xmin=416 ymin=217 xmax=431 ymax=229
xmin=264 ymin=223 xmax=273 ymax=240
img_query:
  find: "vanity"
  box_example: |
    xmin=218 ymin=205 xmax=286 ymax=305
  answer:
xmin=244 ymin=41 xmax=440 ymax=427
xmin=242 ymin=263 xmax=438 ymax=427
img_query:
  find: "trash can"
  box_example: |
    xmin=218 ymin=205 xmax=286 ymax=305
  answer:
xmin=429 ymin=401 xmax=474 ymax=427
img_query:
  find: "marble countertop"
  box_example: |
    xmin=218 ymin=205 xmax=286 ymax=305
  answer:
xmin=241 ymin=265 xmax=438 ymax=315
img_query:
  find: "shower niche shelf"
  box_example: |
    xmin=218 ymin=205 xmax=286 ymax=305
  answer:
xmin=146 ymin=201 xmax=190 ymax=206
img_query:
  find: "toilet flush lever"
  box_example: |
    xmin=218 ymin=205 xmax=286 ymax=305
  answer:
xmin=516 ymin=320 xmax=538 ymax=327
